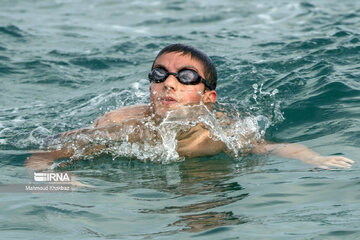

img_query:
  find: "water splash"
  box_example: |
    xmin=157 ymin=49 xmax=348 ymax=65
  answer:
xmin=41 ymin=100 xmax=276 ymax=166
xmin=1 ymin=79 xmax=284 ymax=165
xmin=249 ymin=83 xmax=284 ymax=127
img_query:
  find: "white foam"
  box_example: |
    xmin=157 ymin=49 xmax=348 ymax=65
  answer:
xmin=46 ymin=103 xmax=268 ymax=164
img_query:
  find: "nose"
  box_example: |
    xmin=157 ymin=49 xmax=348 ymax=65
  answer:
xmin=163 ymin=74 xmax=178 ymax=91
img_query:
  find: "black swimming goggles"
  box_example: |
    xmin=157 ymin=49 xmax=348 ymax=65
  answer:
xmin=148 ymin=67 xmax=215 ymax=90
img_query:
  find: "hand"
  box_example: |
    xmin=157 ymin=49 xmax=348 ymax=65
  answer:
xmin=25 ymin=151 xmax=60 ymax=170
xmin=302 ymin=155 xmax=354 ymax=169
xmin=176 ymin=123 xmax=226 ymax=158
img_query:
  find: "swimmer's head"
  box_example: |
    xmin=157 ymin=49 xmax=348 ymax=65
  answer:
xmin=151 ymin=43 xmax=217 ymax=90
xmin=149 ymin=44 xmax=217 ymax=117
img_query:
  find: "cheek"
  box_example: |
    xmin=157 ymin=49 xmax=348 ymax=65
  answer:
xmin=150 ymin=84 xmax=161 ymax=98
xmin=179 ymin=88 xmax=203 ymax=103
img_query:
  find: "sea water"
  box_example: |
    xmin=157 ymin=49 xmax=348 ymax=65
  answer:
xmin=1 ymin=0 xmax=359 ymax=239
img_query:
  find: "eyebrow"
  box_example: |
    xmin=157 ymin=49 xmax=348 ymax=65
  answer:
xmin=152 ymin=63 xmax=200 ymax=73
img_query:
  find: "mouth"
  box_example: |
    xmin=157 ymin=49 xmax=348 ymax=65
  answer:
xmin=159 ymin=96 xmax=178 ymax=105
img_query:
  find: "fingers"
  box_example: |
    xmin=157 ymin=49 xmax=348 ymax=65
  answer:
xmin=329 ymin=156 xmax=354 ymax=168
xmin=315 ymin=156 xmax=354 ymax=169
xmin=25 ymin=152 xmax=58 ymax=170
xmin=326 ymin=162 xmax=351 ymax=169
xmin=25 ymin=155 xmax=51 ymax=170
xmin=334 ymin=156 xmax=354 ymax=163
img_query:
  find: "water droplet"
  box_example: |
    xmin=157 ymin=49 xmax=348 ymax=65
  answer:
xmin=132 ymin=82 xmax=140 ymax=90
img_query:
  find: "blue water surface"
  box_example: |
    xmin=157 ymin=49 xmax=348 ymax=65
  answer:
xmin=1 ymin=0 xmax=359 ymax=239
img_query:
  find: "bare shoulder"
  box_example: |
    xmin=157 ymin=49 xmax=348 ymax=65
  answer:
xmin=93 ymin=104 xmax=150 ymax=127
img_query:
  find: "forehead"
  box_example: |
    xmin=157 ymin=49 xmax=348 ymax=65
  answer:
xmin=153 ymin=52 xmax=205 ymax=76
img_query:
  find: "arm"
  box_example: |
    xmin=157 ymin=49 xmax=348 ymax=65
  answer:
xmin=25 ymin=132 xmax=108 ymax=170
xmin=26 ymin=105 xmax=150 ymax=170
xmin=250 ymin=141 xmax=354 ymax=169
xmin=25 ymin=150 xmax=69 ymax=170
xmin=175 ymin=123 xmax=354 ymax=169
xmin=26 ymin=119 xmax=143 ymax=170
xmin=176 ymin=123 xmax=226 ymax=158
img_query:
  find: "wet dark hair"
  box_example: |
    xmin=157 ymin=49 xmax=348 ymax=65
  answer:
xmin=151 ymin=43 xmax=217 ymax=90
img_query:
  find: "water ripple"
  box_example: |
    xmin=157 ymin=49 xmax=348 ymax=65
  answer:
xmin=1 ymin=0 xmax=360 ymax=238
xmin=0 ymin=25 xmax=25 ymax=38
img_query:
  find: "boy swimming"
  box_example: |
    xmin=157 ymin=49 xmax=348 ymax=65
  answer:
xmin=25 ymin=44 xmax=354 ymax=170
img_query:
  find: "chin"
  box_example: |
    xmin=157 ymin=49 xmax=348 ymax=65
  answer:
xmin=152 ymin=103 xmax=178 ymax=117
xmin=155 ymin=107 xmax=173 ymax=117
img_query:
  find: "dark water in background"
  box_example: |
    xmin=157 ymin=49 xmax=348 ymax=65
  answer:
xmin=1 ymin=0 xmax=360 ymax=239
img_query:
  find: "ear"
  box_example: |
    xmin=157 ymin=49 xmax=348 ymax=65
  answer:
xmin=202 ymin=90 xmax=217 ymax=103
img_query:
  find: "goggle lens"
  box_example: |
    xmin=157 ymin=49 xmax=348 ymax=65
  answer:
xmin=149 ymin=68 xmax=200 ymax=84
xmin=178 ymin=70 xmax=197 ymax=84
xmin=152 ymin=68 xmax=168 ymax=82
xmin=148 ymin=68 xmax=215 ymax=90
